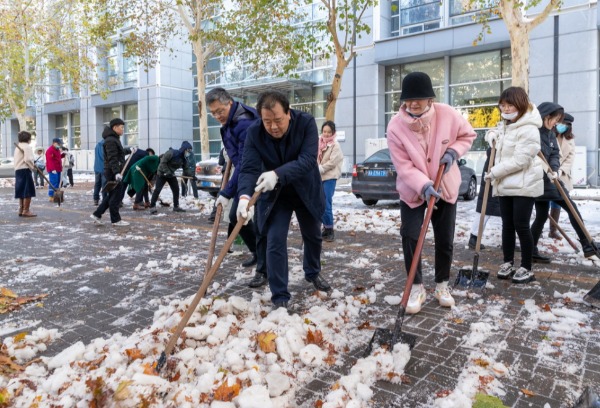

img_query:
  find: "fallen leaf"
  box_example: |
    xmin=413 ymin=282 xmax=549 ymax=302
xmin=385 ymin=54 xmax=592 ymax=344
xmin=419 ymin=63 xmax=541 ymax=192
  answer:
xmin=473 ymin=358 xmax=489 ymax=368
xmin=306 ymin=329 xmax=324 ymax=345
xmin=331 ymin=383 xmax=340 ymax=390
xmin=125 ymin=348 xmax=144 ymax=361
xmin=114 ymin=380 xmax=133 ymax=401
xmin=169 ymin=371 xmax=181 ymax=382
xmin=542 ymin=304 xmax=551 ymax=312
xmin=0 ymin=355 xmax=24 ymax=375
xmin=142 ymin=362 xmax=158 ymax=375
xmin=257 ymin=331 xmax=277 ymax=353
xmin=451 ymin=318 xmax=464 ymax=324
xmin=13 ymin=332 xmax=27 ymax=343
xmin=436 ymin=389 xmax=452 ymax=398
xmin=315 ymin=400 xmax=324 ymax=408
xmin=0 ymin=288 xmax=17 ymax=298
xmin=357 ymin=321 xmax=372 ymax=330
xmin=521 ymin=388 xmax=536 ymax=397
xmin=353 ymin=286 xmax=366 ymax=292
xmin=213 ymin=378 xmax=241 ymax=402
xmin=0 ymin=388 xmax=11 ymax=405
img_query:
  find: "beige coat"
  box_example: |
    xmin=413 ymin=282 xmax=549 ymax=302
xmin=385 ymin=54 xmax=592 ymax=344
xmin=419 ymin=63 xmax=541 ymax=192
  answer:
xmin=485 ymin=107 xmax=544 ymax=198
xmin=557 ymin=135 xmax=575 ymax=191
xmin=318 ymin=141 xmax=343 ymax=181
xmin=14 ymin=142 xmax=34 ymax=170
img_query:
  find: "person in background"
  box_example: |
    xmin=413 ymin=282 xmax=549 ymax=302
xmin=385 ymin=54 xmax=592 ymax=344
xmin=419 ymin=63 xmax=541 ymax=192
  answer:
xmin=149 ymin=141 xmax=192 ymax=214
xmin=45 ymin=138 xmax=64 ymax=201
xmin=118 ymin=146 xmax=149 ymax=206
xmin=14 ymin=131 xmax=37 ymax=217
xmin=93 ymin=138 xmax=107 ymax=206
xmin=61 ymin=146 xmax=75 ymax=188
xmin=317 ymin=120 xmax=344 ymax=242
xmin=547 ymin=113 xmax=576 ymax=240
xmin=467 ymin=147 xmax=501 ymax=250
xmin=530 ymin=103 xmax=600 ymax=262
xmin=206 ymin=87 xmax=262 ymax=273
xmin=238 ymin=90 xmax=332 ymax=310
xmin=387 ymin=71 xmax=476 ymax=314
xmin=180 ymin=147 xmax=199 ymax=199
xmin=90 ymin=118 xmax=135 ymax=226
xmin=124 ymin=151 xmax=159 ymax=210
xmin=485 ymin=87 xmax=543 ymax=284
xmin=33 ymin=147 xmax=45 ymax=189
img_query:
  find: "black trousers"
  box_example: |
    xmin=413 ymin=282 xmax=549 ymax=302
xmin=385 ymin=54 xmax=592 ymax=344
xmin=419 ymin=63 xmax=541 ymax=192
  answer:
xmin=499 ymin=196 xmax=535 ymax=270
xmin=150 ymin=175 xmax=180 ymax=208
xmin=93 ymin=182 xmax=123 ymax=223
xmin=228 ymin=196 xmax=257 ymax=253
xmin=134 ymin=184 xmax=150 ymax=205
xmin=400 ymin=199 xmax=456 ymax=285
xmin=180 ymin=179 xmax=198 ymax=199
xmin=67 ymin=168 xmax=74 ymax=186
xmin=531 ymin=198 xmax=587 ymax=247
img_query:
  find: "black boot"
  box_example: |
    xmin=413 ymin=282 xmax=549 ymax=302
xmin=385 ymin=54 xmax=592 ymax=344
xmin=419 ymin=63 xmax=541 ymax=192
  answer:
xmin=322 ymin=228 xmax=335 ymax=242
xmin=242 ymin=253 xmax=258 ymax=267
xmin=306 ymin=274 xmax=332 ymax=292
xmin=248 ymin=273 xmax=268 ymax=288
xmin=581 ymin=239 xmax=600 ymax=259
xmin=468 ymin=234 xmax=485 ymax=250
xmin=532 ymin=247 xmax=551 ymax=263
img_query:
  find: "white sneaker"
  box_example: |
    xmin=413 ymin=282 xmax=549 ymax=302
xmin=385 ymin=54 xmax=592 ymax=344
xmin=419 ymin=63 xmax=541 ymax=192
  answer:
xmin=434 ymin=281 xmax=455 ymax=308
xmin=112 ymin=220 xmax=130 ymax=226
xmin=497 ymin=262 xmax=516 ymax=279
xmin=90 ymin=214 xmax=103 ymax=225
xmin=511 ymin=267 xmax=535 ymax=284
xmin=406 ymin=284 xmax=426 ymax=314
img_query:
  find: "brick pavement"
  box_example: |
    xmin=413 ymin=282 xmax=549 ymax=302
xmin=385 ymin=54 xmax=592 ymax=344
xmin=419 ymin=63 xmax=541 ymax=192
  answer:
xmin=1 ymin=182 xmax=599 ymax=407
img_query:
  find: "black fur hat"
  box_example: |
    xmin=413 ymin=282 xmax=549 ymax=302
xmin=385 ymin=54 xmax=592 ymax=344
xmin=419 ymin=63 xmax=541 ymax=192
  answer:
xmin=400 ymin=72 xmax=436 ymax=101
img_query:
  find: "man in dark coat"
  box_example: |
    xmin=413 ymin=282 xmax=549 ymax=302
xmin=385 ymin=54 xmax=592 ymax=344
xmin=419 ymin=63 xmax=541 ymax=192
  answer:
xmin=149 ymin=141 xmax=192 ymax=213
xmin=237 ymin=90 xmax=332 ymax=310
xmin=206 ymin=87 xmax=263 ymax=278
xmin=91 ymin=118 xmax=134 ymax=226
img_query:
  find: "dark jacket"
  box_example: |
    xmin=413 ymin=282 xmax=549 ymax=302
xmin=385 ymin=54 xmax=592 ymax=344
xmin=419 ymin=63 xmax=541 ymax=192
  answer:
xmin=182 ymin=152 xmax=196 ymax=177
xmin=102 ymin=126 xmax=132 ymax=180
xmin=220 ymin=102 xmax=260 ymax=199
xmin=238 ymin=109 xmax=325 ymax=231
xmin=122 ymin=149 xmax=149 ymax=178
xmin=94 ymin=140 xmax=105 ymax=173
xmin=157 ymin=141 xmax=193 ymax=177
xmin=476 ymin=147 xmax=501 ymax=216
xmin=537 ymin=125 xmax=564 ymax=200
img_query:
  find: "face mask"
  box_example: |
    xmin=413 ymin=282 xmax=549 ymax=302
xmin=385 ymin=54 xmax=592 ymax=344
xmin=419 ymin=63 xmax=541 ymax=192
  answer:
xmin=406 ymin=105 xmax=430 ymax=116
xmin=501 ymin=112 xmax=518 ymax=121
xmin=185 ymin=151 xmax=191 ymax=157
xmin=54 ymin=145 xmax=60 ymax=150
xmin=556 ymin=123 xmax=568 ymax=134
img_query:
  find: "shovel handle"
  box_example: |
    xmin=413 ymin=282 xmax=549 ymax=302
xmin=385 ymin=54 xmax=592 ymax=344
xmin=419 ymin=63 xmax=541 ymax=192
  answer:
xmin=548 ymin=213 xmax=579 ymax=252
xmin=537 ymin=152 xmax=594 ymax=245
xmin=14 ymin=143 xmax=60 ymax=193
xmin=205 ymin=161 xmax=233 ymax=273
xmin=476 ymin=141 xmax=496 ymax=252
xmin=157 ymin=190 xmax=261 ymax=372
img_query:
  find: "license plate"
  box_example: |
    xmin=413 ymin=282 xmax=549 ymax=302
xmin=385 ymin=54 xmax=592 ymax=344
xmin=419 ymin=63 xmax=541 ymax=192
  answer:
xmin=367 ymin=170 xmax=387 ymax=177
xmin=201 ymin=181 xmax=212 ymax=187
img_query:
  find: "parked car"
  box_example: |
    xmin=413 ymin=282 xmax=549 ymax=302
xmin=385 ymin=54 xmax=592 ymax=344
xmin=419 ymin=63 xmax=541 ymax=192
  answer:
xmin=351 ymin=148 xmax=477 ymax=206
xmin=0 ymin=158 xmax=15 ymax=178
xmin=195 ymin=158 xmax=222 ymax=197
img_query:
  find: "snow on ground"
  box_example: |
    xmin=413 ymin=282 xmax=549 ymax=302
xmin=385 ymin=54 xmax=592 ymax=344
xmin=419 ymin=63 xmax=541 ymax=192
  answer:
xmin=2 ymin=178 xmax=600 ymax=406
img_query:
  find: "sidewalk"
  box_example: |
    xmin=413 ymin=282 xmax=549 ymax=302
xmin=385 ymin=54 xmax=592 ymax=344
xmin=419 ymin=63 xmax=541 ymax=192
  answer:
xmin=1 ymin=181 xmax=599 ymax=407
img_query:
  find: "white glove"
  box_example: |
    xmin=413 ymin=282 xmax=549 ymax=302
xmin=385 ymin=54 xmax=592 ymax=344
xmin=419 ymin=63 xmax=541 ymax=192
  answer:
xmin=236 ymin=196 xmax=255 ymax=225
xmin=547 ymin=171 xmax=558 ymax=181
xmin=51 ymin=170 xmax=57 ymax=174
xmin=115 ymin=174 xmax=122 ymax=182
xmin=130 ymin=147 xmax=137 ymax=154
xmin=135 ymin=165 xmax=141 ymax=171
xmin=483 ymin=172 xmax=494 ymax=182
xmin=215 ymin=195 xmax=230 ymax=209
xmin=319 ymin=165 xmax=325 ymax=174
xmin=255 ymin=171 xmax=278 ymax=192
xmin=485 ymin=130 xmax=498 ymax=146
xmin=557 ymin=169 xmax=563 ymax=178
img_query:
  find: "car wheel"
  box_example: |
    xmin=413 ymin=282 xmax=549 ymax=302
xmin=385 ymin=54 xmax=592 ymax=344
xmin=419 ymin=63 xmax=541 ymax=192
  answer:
xmin=361 ymin=199 xmax=378 ymax=206
xmin=463 ymin=177 xmax=477 ymax=201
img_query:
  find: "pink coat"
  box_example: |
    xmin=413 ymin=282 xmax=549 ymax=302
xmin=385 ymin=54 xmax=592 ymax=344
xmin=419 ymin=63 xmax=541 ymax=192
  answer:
xmin=387 ymin=103 xmax=476 ymax=208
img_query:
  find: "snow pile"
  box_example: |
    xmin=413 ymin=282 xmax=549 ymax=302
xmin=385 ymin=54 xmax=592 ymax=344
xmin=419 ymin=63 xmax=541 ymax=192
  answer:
xmin=2 ymin=328 xmax=61 ymax=363
xmin=1 ymin=291 xmax=396 ymax=407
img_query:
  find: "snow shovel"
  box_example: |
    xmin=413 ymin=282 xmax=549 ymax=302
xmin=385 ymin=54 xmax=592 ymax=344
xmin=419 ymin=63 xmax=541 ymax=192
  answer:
xmin=455 ymin=142 xmax=496 ymax=290
xmin=583 ymin=281 xmax=600 ymax=308
xmin=155 ymin=189 xmax=260 ymax=373
xmin=548 ymin=214 xmax=579 ymax=252
xmin=364 ymin=165 xmax=444 ymax=356
xmin=538 ymin=153 xmax=599 ymax=257
xmin=102 ymin=152 xmax=134 ymax=193
xmin=205 ymin=161 xmax=232 ymax=272
xmin=14 ymin=143 xmax=64 ymax=205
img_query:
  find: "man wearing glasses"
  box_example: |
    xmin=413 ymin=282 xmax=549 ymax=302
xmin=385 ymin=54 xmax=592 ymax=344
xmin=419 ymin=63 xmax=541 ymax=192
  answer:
xmin=205 ymin=87 xmax=266 ymax=285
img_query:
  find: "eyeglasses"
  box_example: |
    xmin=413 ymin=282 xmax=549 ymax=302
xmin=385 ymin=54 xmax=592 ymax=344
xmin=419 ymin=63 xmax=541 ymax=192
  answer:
xmin=209 ymin=108 xmax=228 ymax=118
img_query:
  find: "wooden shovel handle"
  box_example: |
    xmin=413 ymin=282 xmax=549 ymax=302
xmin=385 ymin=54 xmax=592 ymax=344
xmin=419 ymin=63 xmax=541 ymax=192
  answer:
xmin=205 ymin=161 xmax=233 ymax=273
xmin=475 ymin=141 xmax=496 ymax=251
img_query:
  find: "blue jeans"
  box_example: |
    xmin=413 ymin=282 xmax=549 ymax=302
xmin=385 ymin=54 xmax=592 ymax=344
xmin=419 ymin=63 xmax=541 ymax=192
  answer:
xmin=321 ymin=179 xmax=336 ymax=228
xmin=93 ymin=172 xmax=107 ymax=202
xmin=48 ymin=172 xmax=61 ymax=197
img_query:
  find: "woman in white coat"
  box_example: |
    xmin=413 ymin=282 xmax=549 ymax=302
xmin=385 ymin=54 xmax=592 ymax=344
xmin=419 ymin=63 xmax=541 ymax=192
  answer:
xmin=318 ymin=121 xmax=344 ymax=242
xmin=484 ymin=87 xmax=543 ymax=284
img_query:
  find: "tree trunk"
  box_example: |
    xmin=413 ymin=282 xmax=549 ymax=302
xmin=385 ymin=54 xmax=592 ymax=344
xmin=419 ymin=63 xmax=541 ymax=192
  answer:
xmin=193 ymin=41 xmax=211 ymax=161
xmin=325 ymin=56 xmax=349 ymax=122
xmin=508 ymin=27 xmax=530 ymax=92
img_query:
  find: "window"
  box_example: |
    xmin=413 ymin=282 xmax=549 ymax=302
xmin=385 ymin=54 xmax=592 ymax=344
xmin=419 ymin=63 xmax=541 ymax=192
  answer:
xmin=107 ymin=44 xmax=118 ymax=86
xmin=384 ymin=49 xmax=511 ymax=150
xmin=102 ymin=105 xmax=138 ymax=146
xmin=103 ymin=43 xmax=137 ymax=88
xmin=71 ymin=113 xmax=81 ymax=149
xmin=55 ymin=114 xmax=68 ymax=144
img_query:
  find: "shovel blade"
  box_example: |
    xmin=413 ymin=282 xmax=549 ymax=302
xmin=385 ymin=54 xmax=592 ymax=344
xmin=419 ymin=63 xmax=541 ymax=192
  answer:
xmin=455 ymin=267 xmax=489 ymax=289
xmin=102 ymin=181 xmax=118 ymax=193
xmin=584 ymin=281 xmax=600 ymax=308
xmin=363 ymin=327 xmax=417 ymax=357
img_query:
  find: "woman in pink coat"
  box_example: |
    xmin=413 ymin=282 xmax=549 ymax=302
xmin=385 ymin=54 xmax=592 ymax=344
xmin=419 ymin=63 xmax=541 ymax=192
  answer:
xmin=387 ymin=72 xmax=476 ymax=315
